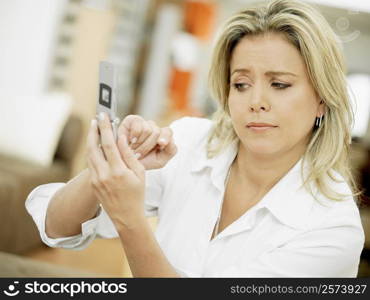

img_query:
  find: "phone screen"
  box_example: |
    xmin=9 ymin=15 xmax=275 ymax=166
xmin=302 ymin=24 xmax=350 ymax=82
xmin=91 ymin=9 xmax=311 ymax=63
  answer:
xmin=99 ymin=83 xmax=112 ymax=109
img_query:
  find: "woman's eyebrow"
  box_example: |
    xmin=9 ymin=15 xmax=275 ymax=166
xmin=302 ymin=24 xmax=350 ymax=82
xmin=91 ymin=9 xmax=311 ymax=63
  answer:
xmin=265 ymin=70 xmax=298 ymax=77
xmin=230 ymin=68 xmax=298 ymax=77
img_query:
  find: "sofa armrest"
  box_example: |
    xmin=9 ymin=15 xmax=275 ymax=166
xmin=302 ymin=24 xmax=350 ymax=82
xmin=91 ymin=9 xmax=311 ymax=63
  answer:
xmin=54 ymin=115 xmax=83 ymax=167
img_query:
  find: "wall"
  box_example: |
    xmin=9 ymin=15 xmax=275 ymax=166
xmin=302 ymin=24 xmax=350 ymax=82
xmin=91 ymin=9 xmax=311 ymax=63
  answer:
xmin=0 ymin=0 xmax=67 ymax=96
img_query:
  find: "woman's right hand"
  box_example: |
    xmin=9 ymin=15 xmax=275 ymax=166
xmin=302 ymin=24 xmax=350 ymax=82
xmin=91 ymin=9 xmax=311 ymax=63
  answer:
xmin=116 ymin=115 xmax=177 ymax=170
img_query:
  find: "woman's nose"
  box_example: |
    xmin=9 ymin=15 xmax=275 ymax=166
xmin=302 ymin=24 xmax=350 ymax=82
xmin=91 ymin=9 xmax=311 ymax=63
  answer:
xmin=248 ymin=85 xmax=271 ymax=112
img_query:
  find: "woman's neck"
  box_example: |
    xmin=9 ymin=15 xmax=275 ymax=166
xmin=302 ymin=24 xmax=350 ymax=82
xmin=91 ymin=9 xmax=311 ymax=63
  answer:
xmin=233 ymin=143 xmax=305 ymax=193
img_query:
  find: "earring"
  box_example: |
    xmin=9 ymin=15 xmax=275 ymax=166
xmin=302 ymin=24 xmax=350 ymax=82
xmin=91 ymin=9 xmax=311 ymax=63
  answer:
xmin=315 ymin=115 xmax=323 ymax=128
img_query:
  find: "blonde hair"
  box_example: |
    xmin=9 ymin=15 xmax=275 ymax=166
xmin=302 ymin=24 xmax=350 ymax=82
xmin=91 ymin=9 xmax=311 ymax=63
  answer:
xmin=207 ymin=0 xmax=362 ymax=202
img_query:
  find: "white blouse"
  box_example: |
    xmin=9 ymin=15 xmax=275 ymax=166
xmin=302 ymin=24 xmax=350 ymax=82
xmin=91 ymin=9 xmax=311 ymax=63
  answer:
xmin=26 ymin=117 xmax=365 ymax=277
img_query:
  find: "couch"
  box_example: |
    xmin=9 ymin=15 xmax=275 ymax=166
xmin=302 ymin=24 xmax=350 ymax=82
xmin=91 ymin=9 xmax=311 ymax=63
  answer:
xmin=0 ymin=251 xmax=96 ymax=277
xmin=0 ymin=115 xmax=83 ymax=255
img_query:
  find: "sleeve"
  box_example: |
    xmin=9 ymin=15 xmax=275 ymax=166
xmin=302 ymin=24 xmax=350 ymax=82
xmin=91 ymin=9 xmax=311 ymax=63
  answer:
xmin=25 ymin=183 xmax=99 ymax=250
xmin=25 ymin=169 xmax=166 ymax=250
xmin=225 ymin=202 xmax=365 ymax=277
xmin=26 ymin=116 xmax=210 ymax=250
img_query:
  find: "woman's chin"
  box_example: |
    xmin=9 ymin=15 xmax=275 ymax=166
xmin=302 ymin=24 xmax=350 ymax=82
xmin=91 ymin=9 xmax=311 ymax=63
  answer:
xmin=244 ymin=143 xmax=280 ymax=156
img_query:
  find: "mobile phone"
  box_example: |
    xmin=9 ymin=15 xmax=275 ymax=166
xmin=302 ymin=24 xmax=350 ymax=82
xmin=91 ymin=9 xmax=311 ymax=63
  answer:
xmin=97 ymin=61 xmax=120 ymax=141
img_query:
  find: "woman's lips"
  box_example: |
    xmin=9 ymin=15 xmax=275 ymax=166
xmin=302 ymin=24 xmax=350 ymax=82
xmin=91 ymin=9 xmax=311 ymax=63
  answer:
xmin=247 ymin=126 xmax=276 ymax=132
xmin=246 ymin=124 xmax=277 ymax=132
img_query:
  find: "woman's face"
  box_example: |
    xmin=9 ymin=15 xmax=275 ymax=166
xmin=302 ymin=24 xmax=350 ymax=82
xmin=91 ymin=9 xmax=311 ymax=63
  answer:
xmin=228 ymin=32 xmax=324 ymax=158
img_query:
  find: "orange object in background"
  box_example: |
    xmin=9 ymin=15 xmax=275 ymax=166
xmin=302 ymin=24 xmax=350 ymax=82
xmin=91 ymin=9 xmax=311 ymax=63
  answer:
xmin=168 ymin=67 xmax=203 ymax=117
xmin=168 ymin=0 xmax=217 ymax=117
xmin=169 ymin=68 xmax=192 ymax=111
xmin=184 ymin=0 xmax=216 ymax=41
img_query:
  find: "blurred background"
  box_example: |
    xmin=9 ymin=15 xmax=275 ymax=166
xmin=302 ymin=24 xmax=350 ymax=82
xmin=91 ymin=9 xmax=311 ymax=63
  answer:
xmin=0 ymin=0 xmax=369 ymax=277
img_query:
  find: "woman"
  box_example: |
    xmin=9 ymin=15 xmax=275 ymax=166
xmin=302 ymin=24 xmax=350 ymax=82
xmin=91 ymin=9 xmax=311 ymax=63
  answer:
xmin=26 ymin=0 xmax=364 ymax=277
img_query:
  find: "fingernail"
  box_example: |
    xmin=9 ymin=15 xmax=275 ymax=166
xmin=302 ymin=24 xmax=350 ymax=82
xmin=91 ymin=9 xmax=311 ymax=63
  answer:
xmin=158 ymin=138 xmax=166 ymax=144
xmin=98 ymin=112 xmax=105 ymax=121
xmin=131 ymin=137 xmax=137 ymax=144
xmin=135 ymin=152 xmax=141 ymax=159
xmin=91 ymin=119 xmax=97 ymax=127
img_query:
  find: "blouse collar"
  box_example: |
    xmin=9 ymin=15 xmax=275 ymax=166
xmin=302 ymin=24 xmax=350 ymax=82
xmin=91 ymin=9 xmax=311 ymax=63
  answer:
xmin=190 ymin=139 xmax=320 ymax=230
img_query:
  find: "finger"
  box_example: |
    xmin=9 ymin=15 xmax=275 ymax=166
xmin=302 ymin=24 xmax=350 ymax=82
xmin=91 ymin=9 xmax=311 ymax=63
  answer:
xmin=134 ymin=122 xmax=161 ymax=157
xmin=97 ymin=112 xmax=126 ymax=170
xmin=161 ymin=137 xmax=177 ymax=158
xmin=86 ymin=155 xmax=98 ymax=188
xmin=86 ymin=155 xmax=105 ymax=200
xmin=119 ymin=115 xmax=144 ymax=146
xmin=85 ymin=147 xmax=98 ymax=178
xmin=117 ymin=134 xmax=144 ymax=175
xmin=132 ymin=121 xmax=152 ymax=149
xmin=117 ymin=118 xmax=130 ymax=140
xmin=87 ymin=119 xmax=109 ymax=177
xmin=156 ymin=127 xmax=173 ymax=150
xmin=117 ymin=115 xmax=143 ymax=141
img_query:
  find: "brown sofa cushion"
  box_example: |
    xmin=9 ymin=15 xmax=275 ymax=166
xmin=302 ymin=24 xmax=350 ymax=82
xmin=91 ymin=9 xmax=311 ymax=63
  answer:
xmin=0 ymin=156 xmax=70 ymax=193
xmin=0 ymin=157 xmax=70 ymax=254
xmin=0 ymin=251 xmax=97 ymax=277
xmin=0 ymin=174 xmax=20 ymax=253
xmin=0 ymin=115 xmax=83 ymax=255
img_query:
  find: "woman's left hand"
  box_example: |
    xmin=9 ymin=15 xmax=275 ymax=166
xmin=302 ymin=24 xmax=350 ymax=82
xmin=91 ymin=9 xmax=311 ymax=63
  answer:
xmin=86 ymin=112 xmax=146 ymax=229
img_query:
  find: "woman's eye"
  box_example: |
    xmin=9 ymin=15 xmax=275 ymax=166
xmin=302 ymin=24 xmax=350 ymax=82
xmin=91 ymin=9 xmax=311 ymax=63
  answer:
xmin=233 ymin=83 xmax=248 ymax=91
xmin=272 ymin=82 xmax=291 ymax=89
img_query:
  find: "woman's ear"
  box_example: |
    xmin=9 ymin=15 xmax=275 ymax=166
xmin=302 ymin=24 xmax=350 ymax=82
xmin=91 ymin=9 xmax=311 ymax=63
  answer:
xmin=317 ymin=99 xmax=326 ymax=117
